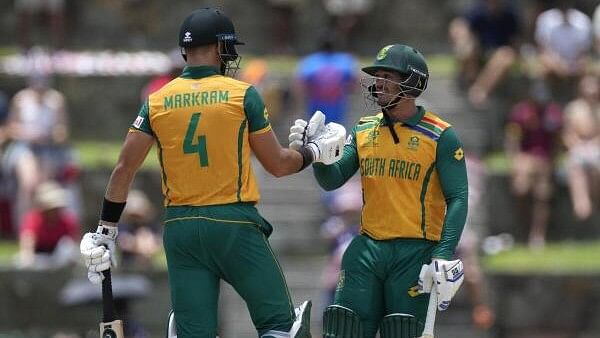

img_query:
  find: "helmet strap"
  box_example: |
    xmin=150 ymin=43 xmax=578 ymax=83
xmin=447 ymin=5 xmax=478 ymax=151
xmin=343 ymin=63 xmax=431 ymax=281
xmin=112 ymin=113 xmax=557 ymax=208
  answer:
xmin=381 ymin=108 xmax=400 ymax=144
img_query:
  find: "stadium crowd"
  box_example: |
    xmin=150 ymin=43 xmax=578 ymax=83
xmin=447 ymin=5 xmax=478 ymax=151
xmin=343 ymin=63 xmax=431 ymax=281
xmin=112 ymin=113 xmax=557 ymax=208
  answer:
xmin=0 ymin=0 xmax=598 ymax=337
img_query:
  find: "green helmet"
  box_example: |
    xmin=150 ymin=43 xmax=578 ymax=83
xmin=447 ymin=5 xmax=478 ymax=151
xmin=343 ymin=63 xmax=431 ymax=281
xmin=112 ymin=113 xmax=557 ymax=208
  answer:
xmin=362 ymin=44 xmax=429 ymax=97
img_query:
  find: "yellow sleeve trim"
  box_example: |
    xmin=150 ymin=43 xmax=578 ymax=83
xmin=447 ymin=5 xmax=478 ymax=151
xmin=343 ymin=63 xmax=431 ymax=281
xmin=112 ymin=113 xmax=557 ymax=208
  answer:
xmin=128 ymin=127 xmax=153 ymax=135
xmin=250 ymin=124 xmax=272 ymax=135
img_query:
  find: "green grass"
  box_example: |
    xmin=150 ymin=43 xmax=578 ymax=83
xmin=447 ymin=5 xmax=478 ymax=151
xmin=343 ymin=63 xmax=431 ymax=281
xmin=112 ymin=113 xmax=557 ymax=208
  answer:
xmin=75 ymin=141 xmax=160 ymax=169
xmin=242 ymin=53 xmax=456 ymax=77
xmin=483 ymin=241 xmax=600 ymax=275
xmin=0 ymin=241 xmax=18 ymax=264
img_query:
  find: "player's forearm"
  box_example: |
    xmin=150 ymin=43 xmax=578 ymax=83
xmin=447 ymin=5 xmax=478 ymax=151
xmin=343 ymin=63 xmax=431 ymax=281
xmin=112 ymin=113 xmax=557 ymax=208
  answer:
xmin=105 ymin=163 xmax=137 ymax=203
xmin=268 ymin=148 xmax=305 ymax=177
xmin=432 ymin=192 xmax=468 ymax=259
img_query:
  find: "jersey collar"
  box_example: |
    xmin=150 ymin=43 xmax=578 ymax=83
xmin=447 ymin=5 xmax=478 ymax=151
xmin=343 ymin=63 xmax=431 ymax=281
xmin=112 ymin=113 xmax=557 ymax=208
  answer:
xmin=380 ymin=106 xmax=425 ymax=126
xmin=180 ymin=66 xmax=220 ymax=79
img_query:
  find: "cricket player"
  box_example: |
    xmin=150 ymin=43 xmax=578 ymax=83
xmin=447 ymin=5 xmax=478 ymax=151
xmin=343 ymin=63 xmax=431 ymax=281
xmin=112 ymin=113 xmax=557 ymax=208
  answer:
xmin=79 ymin=7 xmax=346 ymax=338
xmin=290 ymin=44 xmax=468 ymax=337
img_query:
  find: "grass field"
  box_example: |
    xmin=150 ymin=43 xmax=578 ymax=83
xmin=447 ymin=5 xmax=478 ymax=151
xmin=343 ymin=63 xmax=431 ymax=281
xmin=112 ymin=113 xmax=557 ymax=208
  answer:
xmin=3 ymin=240 xmax=600 ymax=274
xmin=483 ymin=240 xmax=600 ymax=275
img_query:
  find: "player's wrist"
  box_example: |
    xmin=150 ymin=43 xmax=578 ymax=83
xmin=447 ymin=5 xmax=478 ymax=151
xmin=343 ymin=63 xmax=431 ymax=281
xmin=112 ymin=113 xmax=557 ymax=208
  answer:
xmin=297 ymin=146 xmax=315 ymax=171
xmin=100 ymin=197 xmax=126 ymax=224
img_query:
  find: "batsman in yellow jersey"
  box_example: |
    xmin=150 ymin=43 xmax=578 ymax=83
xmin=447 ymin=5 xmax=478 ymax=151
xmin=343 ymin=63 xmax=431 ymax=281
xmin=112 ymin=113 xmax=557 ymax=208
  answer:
xmin=78 ymin=7 xmax=348 ymax=338
xmin=290 ymin=45 xmax=469 ymax=338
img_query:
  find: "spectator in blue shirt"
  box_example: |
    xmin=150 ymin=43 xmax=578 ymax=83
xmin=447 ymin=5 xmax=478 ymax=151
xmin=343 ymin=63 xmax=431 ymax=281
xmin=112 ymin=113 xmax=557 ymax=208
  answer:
xmin=295 ymin=34 xmax=358 ymax=126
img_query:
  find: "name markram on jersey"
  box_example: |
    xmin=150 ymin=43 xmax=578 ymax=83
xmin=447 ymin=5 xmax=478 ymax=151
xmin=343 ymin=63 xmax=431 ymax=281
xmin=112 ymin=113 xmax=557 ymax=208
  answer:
xmin=163 ymin=90 xmax=230 ymax=109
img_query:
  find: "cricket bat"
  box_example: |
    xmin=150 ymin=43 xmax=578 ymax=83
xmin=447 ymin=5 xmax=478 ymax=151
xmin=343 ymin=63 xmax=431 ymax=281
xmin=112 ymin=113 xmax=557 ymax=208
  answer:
xmin=100 ymin=269 xmax=124 ymax=338
xmin=419 ymin=283 xmax=437 ymax=338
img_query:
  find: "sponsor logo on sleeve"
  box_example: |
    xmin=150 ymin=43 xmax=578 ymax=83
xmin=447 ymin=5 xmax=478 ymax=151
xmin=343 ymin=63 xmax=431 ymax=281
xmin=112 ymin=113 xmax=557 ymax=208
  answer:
xmin=133 ymin=116 xmax=144 ymax=129
xmin=454 ymin=147 xmax=464 ymax=161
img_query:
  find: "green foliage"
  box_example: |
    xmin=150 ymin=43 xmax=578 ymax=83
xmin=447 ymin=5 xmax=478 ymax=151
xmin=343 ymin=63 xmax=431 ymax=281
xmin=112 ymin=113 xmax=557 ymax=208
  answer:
xmin=75 ymin=141 xmax=160 ymax=169
xmin=483 ymin=241 xmax=600 ymax=275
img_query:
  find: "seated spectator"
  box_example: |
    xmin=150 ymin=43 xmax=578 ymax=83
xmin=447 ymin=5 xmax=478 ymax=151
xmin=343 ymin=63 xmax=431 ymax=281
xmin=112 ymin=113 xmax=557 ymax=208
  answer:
xmin=8 ymin=73 xmax=68 ymax=180
xmin=268 ymin=0 xmax=298 ymax=54
xmin=562 ymin=74 xmax=599 ymax=220
xmin=448 ymin=0 xmax=520 ymax=107
xmin=534 ymin=0 xmax=592 ymax=100
xmin=15 ymin=0 xmax=66 ymax=50
xmin=504 ymin=82 xmax=562 ymax=248
xmin=322 ymin=0 xmax=374 ymax=50
xmin=117 ymin=190 xmax=161 ymax=268
xmin=295 ymin=34 xmax=358 ymax=126
xmin=8 ymin=73 xmax=82 ymax=218
xmin=17 ymin=181 xmax=79 ymax=269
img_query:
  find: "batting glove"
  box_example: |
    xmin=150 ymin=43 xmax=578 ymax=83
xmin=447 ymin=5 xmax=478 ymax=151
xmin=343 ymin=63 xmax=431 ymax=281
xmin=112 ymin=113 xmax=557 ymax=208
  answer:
xmin=288 ymin=110 xmax=326 ymax=150
xmin=418 ymin=258 xmax=464 ymax=311
xmin=80 ymin=224 xmax=118 ymax=284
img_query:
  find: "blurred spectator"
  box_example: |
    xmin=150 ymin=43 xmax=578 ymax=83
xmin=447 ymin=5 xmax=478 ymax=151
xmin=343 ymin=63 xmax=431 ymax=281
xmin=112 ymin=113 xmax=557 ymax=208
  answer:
xmin=534 ymin=1 xmax=592 ymax=100
xmin=322 ymin=0 xmax=374 ymax=50
xmin=8 ymin=73 xmax=68 ymax=178
xmin=268 ymin=0 xmax=299 ymax=54
xmin=562 ymin=74 xmax=600 ymax=221
xmin=140 ymin=49 xmax=185 ymax=101
xmin=17 ymin=181 xmax=79 ymax=269
xmin=240 ymin=59 xmax=290 ymax=129
xmin=594 ymin=4 xmax=600 ymax=55
xmin=504 ymin=81 xmax=562 ymax=248
xmin=295 ymin=34 xmax=358 ymax=126
xmin=457 ymin=154 xmax=495 ymax=330
xmin=8 ymin=73 xmax=82 ymax=217
xmin=449 ymin=0 xmax=520 ymax=107
xmin=117 ymin=190 xmax=161 ymax=268
xmin=320 ymin=177 xmax=361 ymax=307
xmin=15 ymin=0 xmax=66 ymax=50
xmin=0 ymin=91 xmax=14 ymax=238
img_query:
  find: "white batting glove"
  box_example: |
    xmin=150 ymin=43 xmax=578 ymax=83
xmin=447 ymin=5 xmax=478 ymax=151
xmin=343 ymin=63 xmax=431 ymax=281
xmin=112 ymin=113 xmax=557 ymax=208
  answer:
xmin=288 ymin=110 xmax=326 ymax=150
xmin=80 ymin=224 xmax=118 ymax=284
xmin=418 ymin=258 xmax=464 ymax=311
xmin=305 ymin=122 xmax=346 ymax=165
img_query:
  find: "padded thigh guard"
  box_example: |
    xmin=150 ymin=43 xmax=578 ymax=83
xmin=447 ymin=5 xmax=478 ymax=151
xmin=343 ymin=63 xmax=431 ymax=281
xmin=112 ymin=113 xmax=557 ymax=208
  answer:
xmin=322 ymin=305 xmax=363 ymax=338
xmin=379 ymin=314 xmax=418 ymax=338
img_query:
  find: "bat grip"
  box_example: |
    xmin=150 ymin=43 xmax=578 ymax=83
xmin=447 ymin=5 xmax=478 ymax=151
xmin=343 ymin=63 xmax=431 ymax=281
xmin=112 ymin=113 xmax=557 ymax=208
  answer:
xmin=102 ymin=269 xmax=116 ymax=322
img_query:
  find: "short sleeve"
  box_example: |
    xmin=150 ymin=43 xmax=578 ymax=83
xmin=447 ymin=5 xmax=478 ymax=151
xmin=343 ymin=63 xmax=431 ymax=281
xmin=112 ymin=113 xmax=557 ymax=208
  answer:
xmin=129 ymin=100 xmax=154 ymax=136
xmin=244 ymin=86 xmax=271 ymax=134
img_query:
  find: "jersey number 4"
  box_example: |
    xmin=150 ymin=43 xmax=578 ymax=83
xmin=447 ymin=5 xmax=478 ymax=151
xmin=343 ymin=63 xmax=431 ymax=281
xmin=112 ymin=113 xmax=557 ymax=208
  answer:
xmin=183 ymin=112 xmax=209 ymax=167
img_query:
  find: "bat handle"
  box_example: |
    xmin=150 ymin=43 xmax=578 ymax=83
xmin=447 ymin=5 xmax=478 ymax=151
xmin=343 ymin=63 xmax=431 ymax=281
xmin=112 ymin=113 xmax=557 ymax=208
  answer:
xmin=420 ymin=283 xmax=437 ymax=338
xmin=102 ymin=269 xmax=116 ymax=322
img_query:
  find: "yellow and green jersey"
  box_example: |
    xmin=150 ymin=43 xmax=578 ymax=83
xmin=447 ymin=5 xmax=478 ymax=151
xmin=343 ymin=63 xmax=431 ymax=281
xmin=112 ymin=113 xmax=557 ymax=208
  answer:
xmin=130 ymin=66 xmax=271 ymax=207
xmin=313 ymin=107 xmax=468 ymax=259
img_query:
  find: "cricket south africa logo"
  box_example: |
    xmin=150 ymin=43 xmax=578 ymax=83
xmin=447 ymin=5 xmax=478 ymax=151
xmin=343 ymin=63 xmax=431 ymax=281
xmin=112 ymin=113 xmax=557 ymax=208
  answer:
xmin=364 ymin=127 xmax=380 ymax=147
xmin=183 ymin=31 xmax=192 ymax=43
xmin=407 ymin=135 xmax=419 ymax=150
xmin=376 ymin=45 xmax=393 ymax=60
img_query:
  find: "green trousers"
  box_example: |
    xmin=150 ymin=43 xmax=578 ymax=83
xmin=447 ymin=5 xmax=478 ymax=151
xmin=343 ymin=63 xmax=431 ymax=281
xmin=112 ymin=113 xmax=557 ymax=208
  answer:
xmin=333 ymin=234 xmax=435 ymax=337
xmin=163 ymin=204 xmax=294 ymax=338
